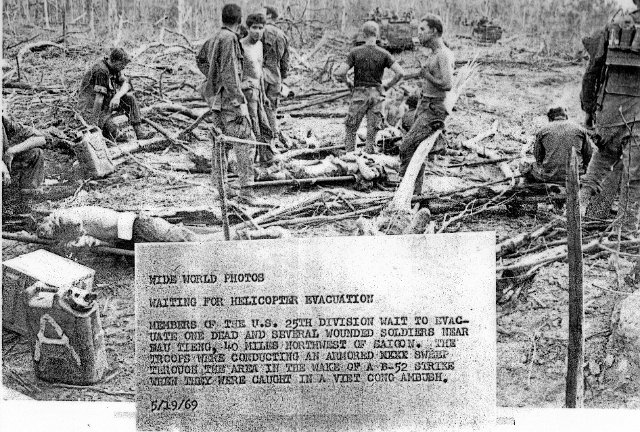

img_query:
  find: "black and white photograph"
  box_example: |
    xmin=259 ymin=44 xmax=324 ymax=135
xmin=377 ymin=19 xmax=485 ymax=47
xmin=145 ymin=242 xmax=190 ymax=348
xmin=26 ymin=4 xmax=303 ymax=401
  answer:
xmin=1 ymin=0 xmax=639 ymax=430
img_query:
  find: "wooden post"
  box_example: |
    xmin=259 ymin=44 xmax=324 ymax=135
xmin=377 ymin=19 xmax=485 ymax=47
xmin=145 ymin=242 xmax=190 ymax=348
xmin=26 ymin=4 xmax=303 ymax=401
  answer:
xmin=212 ymin=133 xmax=230 ymax=241
xmin=62 ymin=8 xmax=67 ymax=46
xmin=43 ymin=0 xmax=51 ymax=29
xmin=565 ymin=146 xmax=584 ymax=408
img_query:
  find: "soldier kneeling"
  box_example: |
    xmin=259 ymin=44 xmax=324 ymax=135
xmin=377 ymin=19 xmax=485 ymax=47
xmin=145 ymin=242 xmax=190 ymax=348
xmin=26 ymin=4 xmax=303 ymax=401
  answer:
xmin=76 ymin=48 xmax=153 ymax=141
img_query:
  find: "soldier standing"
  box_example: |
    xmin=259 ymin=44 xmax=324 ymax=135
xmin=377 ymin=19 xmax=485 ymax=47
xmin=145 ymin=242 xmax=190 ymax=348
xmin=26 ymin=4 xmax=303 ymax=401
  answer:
xmin=241 ymin=13 xmax=274 ymax=162
xmin=200 ymin=3 xmax=256 ymax=199
xmin=580 ymin=1 xmax=640 ymax=238
xmin=398 ymin=14 xmax=454 ymax=195
xmin=335 ymin=21 xmax=405 ymax=153
xmin=262 ymin=6 xmax=290 ymax=140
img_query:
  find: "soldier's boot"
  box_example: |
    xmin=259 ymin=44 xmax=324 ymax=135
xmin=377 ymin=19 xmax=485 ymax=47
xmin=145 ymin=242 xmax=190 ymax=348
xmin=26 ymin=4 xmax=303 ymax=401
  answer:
xmin=585 ymin=167 xmax=621 ymax=219
xmin=133 ymin=123 xmax=155 ymax=140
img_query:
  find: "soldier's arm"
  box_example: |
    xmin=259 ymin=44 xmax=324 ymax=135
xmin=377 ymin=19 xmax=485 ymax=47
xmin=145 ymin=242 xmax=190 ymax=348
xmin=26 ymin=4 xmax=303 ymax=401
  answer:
xmin=533 ymin=132 xmax=544 ymax=165
xmin=112 ymin=72 xmax=132 ymax=103
xmin=2 ymin=121 xmax=45 ymax=171
xmin=1 ymin=160 xmax=10 ymax=184
xmin=335 ymin=51 xmax=354 ymax=88
xmin=1 ymin=122 xmax=9 ymax=183
xmin=383 ymin=62 xmax=405 ymax=90
xmin=90 ymin=68 xmax=110 ymax=125
xmin=580 ymin=30 xmax=607 ymax=119
xmin=196 ymin=41 xmax=211 ymax=76
xmin=92 ymin=93 xmax=105 ymax=124
xmin=581 ymin=131 xmax=594 ymax=169
xmin=279 ymin=33 xmax=290 ymax=80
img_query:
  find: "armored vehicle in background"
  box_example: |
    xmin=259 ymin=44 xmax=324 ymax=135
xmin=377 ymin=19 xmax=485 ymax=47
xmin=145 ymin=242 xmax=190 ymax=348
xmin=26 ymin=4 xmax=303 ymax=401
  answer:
xmin=352 ymin=11 xmax=419 ymax=52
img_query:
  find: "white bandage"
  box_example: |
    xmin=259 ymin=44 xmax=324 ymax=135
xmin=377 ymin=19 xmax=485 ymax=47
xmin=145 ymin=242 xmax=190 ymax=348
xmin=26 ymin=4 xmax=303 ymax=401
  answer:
xmin=117 ymin=212 xmax=137 ymax=240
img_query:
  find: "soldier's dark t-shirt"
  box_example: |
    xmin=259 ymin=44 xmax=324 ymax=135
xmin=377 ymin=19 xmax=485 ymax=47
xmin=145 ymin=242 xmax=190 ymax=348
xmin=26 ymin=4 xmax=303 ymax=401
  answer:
xmin=346 ymin=44 xmax=395 ymax=87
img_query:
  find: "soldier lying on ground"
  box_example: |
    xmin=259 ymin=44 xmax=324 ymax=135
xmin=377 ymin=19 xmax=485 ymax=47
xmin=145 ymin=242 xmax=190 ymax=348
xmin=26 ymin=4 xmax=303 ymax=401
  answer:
xmin=36 ymin=206 xmax=289 ymax=246
xmin=520 ymin=107 xmax=593 ymax=185
xmin=335 ymin=21 xmax=405 ymax=154
xmin=2 ymin=114 xmax=46 ymax=190
xmin=77 ymin=48 xmax=153 ymax=141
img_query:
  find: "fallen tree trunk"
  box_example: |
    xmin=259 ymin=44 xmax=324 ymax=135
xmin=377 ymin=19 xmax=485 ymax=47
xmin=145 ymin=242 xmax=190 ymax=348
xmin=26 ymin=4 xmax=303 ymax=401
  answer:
xmin=496 ymin=218 xmax=564 ymax=258
xmin=389 ymin=131 xmax=442 ymax=212
xmin=243 ymin=175 xmax=357 ymax=189
xmin=141 ymin=103 xmax=207 ymax=119
xmin=282 ymin=110 xmax=346 ymax=118
xmin=109 ymin=136 xmax=168 ymax=160
xmin=260 ymin=205 xmax=384 ymax=228
xmin=2 ymin=81 xmax=62 ymax=93
xmin=460 ymin=126 xmax=498 ymax=158
xmin=232 ymin=192 xmax=325 ymax=231
xmin=497 ymin=238 xmax=640 ymax=275
xmin=280 ymin=91 xmax=350 ymax=113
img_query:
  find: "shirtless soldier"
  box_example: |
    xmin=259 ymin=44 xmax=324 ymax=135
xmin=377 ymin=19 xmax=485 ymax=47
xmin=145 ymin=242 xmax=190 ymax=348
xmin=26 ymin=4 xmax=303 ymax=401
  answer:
xmin=398 ymin=14 xmax=454 ymax=195
xmin=241 ymin=13 xmax=274 ymax=162
xmin=335 ymin=21 xmax=405 ymax=154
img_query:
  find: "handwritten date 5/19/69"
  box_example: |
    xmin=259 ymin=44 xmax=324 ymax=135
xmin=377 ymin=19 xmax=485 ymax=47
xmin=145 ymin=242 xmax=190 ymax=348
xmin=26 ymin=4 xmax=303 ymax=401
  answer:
xmin=150 ymin=398 xmax=198 ymax=412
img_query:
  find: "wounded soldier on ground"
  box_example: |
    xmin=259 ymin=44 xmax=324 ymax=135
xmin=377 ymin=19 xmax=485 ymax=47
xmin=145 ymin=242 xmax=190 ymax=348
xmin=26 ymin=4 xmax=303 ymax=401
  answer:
xmin=2 ymin=115 xmax=46 ymax=191
xmin=36 ymin=206 xmax=289 ymax=246
xmin=77 ymin=48 xmax=153 ymax=141
xmin=520 ymin=107 xmax=593 ymax=185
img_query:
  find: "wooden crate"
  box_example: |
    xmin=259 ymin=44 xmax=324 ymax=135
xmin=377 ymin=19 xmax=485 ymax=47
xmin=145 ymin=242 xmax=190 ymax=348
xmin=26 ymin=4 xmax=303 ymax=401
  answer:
xmin=2 ymin=250 xmax=95 ymax=336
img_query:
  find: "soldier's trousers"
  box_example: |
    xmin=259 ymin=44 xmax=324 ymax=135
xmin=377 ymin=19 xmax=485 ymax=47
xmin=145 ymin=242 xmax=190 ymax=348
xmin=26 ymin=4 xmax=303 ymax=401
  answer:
xmin=398 ymin=97 xmax=448 ymax=195
xmin=102 ymin=92 xmax=143 ymax=140
xmin=264 ymin=81 xmax=281 ymax=136
xmin=132 ymin=215 xmax=200 ymax=242
xmin=243 ymin=87 xmax=274 ymax=162
xmin=344 ymin=87 xmax=384 ymax=153
xmin=582 ymin=127 xmax=640 ymax=234
xmin=210 ymin=110 xmax=256 ymax=192
xmin=11 ymin=147 xmax=45 ymax=189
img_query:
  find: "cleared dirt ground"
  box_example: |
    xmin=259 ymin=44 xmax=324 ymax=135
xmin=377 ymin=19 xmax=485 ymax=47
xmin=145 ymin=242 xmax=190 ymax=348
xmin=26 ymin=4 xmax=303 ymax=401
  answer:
xmin=2 ymin=26 xmax=638 ymax=406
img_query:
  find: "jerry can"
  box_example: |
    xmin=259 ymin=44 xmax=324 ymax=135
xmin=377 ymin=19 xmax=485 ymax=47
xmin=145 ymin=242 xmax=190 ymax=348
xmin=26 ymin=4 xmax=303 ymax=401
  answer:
xmin=632 ymin=25 xmax=640 ymax=51
xmin=74 ymin=126 xmax=115 ymax=178
xmin=620 ymin=25 xmax=636 ymax=49
xmin=26 ymin=283 xmax=108 ymax=385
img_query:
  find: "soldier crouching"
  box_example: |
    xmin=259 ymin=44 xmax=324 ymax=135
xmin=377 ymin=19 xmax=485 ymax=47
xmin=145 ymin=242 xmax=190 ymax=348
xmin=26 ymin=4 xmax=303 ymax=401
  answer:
xmin=76 ymin=48 xmax=153 ymax=141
